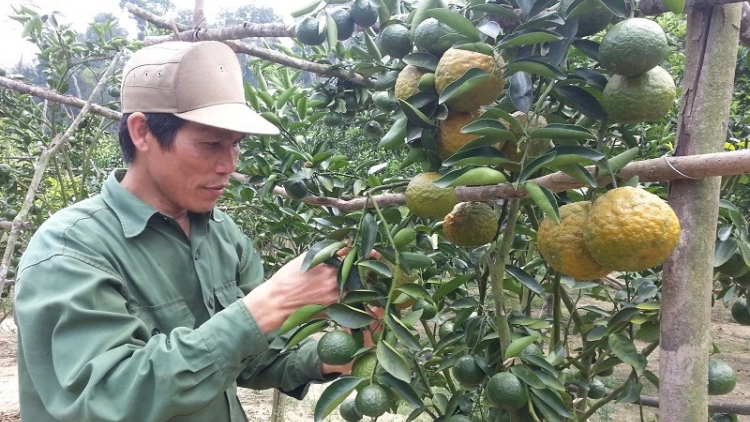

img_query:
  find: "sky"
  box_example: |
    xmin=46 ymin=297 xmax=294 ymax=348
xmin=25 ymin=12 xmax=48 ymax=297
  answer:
xmin=0 ymin=0 xmax=306 ymax=67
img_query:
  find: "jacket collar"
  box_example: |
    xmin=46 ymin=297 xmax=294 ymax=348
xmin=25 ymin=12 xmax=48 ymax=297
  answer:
xmin=101 ymin=169 xmax=220 ymax=238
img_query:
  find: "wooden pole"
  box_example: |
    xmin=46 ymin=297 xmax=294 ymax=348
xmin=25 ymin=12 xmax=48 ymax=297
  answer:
xmin=659 ymin=3 xmax=742 ymax=421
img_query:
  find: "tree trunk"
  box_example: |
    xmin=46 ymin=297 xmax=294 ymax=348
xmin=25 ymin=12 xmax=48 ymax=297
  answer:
xmin=659 ymin=3 xmax=742 ymax=421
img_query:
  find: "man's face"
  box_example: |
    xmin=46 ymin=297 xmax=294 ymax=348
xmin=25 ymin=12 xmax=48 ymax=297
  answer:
xmin=143 ymin=121 xmax=243 ymax=215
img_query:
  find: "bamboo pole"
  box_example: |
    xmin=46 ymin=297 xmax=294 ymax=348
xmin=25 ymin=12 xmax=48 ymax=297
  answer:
xmin=659 ymin=3 xmax=742 ymax=421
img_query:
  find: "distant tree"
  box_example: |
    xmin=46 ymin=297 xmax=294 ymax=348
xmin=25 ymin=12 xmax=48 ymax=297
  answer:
xmin=84 ymin=13 xmax=128 ymax=43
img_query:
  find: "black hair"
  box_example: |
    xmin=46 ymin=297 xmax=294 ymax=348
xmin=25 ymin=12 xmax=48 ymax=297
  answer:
xmin=117 ymin=113 xmax=187 ymax=164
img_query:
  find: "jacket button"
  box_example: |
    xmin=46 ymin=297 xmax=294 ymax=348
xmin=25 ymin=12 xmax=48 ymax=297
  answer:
xmin=194 ymin=251 xmax=199 ymax=260
xmin=207 ymin=296 xmax=214 ymax=309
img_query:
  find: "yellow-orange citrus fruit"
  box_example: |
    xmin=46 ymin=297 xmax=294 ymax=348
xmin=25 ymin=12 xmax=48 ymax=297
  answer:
xmin=537 ymin=202 xmax=612 ymax=280
xmin=395 ymin=65 xmax=427 ymax=101
xmin=434 ymin=48 xmax=506 ymax=112
xmin=583 ymin=187 xmax=681 ymax=272
xmin=405 ymin=172 xmax=458 ymax=219
xmin=437 ymin=109 xmax=485 ymax=160
xmin=443 ymin=202 xmax=498 ymax=247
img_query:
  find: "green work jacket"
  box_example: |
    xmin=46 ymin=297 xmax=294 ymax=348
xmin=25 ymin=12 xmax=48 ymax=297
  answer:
xmin=14 ymin=170 xmax=328 ymax=422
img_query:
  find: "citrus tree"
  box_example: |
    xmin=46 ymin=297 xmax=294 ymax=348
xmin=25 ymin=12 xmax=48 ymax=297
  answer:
xmin=2 ymin=1 xmax=750 ymax=421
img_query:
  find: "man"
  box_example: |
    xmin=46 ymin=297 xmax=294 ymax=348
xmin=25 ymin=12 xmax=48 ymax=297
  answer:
xmin=14 ymin=41 xmax=354 ymax=421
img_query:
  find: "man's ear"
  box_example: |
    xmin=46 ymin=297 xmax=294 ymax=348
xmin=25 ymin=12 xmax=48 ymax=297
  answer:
xmin=126 ymin=112 xmax=151 ymax=153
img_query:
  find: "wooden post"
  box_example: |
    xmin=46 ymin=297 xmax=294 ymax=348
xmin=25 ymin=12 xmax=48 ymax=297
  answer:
xmin=659 ymin=2 xmax=742 ymax=421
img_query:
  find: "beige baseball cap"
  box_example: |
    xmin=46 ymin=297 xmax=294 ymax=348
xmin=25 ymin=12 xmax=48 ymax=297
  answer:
xmin=121 ymin=41 xmax=279 ymax=135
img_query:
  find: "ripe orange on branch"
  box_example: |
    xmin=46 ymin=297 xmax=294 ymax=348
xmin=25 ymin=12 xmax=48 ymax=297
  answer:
xmin=583 ymin=187 xmax=681 ymax=272
xmin=434 ymin=47 xmax=506 ymax=112
xmin=538 ymin=202 xmax=612 ymax=280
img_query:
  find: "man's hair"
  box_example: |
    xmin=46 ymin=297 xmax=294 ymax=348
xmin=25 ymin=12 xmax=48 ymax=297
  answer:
xmin=118 ymin=113 xmax=187 ymax=163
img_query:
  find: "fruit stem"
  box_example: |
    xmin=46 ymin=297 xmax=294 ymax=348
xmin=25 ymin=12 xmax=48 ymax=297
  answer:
xmin=489 ymin=198 xmax=521 ymax=364
xmin=552 ymin=273 xmax=562 ymax=348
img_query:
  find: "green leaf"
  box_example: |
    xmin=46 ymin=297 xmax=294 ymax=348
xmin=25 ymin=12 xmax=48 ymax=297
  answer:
xmin=517 ymin=151 xmax=556 ymax=184
xmin=524 ymin=182 xmax=559 ymax=224
xmin=498 ymin=28 xmax=564 ymax=48
xmin=558 ymin=164 xmax=598 ymax=187
xmin=301 ymin=240 xmax=347 ymax=272
xmin=642 ymin=369 xmax=660 ymax=389
xmin=326 ymin=303 xmax=376 ymax=328
xmin=606 ymin=308 xmax=640 ymax=332
xmin=441 ymin=146 xmax=511 ymax=167
xmin=280 ymin=304 xmax=327 ymax=334
xmin=361 ymin=213 xmax=378 ymax=260
xmin=510 ymin=365 xmax=546 ymax=389
xmin=426 ymin=9 xmax=482 ymax=41
xmin=470 ymin=3 xmax=520 ymax=20
xmin=529 ymin=123 xmax=596 ymax=140
xmin=434 ymin=166 xmax=506 ymax=188
xmin=363 ymin=30 xmax=383 ymax=62
xmin=505 ymin=336 xmax=541 ymax=359
xmin=379 ymin=116 xmax=407 ymax=149
xmin=506 ymin=265 xmax=546 ymax=296
xmin=343 ymin=290 xmax=385 ymax=304
xmin=601 ymin=147 xmax=640 ymax=175
xmin=292 ymin=0 xmax=322 ymax=18
xmin=438 ymin=68 xmax=491 ymax=105
xmin=504 ymin=59 xmax=567 ymax=80
xmin=555 ymin=85 xmax=605 ymax=121
xmin=547 ymin=146 xmax=604 ymax=167
xmin=377 ymin=340 xmax=411 ymax=382
xmin=397 ymin=283 xmax=433 ymax=302
xmin=714 ymin=239 xmax=739 ymax=267
xmin=385 ymin=314 xmax=422 ymax=351
xmin=460 ymin=118 xmax=513 ymax=137
xmin=510 ymin=71 xmax=533 ymax=113
xmin=530 ymin=388 xmax=571 ymax=419
xmin=402 ymin=52 xmax=439 ymax=71
xmin=433 ymin=274 xmax=470 ymax=301
xmin=634 ymin=320 xmax=660 ymax=342
xmin=608 ymin=333 xmax=647 ymax=375
xmin=313 ymin=376 xmax=363 ymax=421
xmin=617 ymin=379 xmax=643 ymax=404
xmin=283 ymin=319 xmax=327 ymax=351
xmin=520 ymin=354 xmax=557 ymax=374
xmin=535 ymin=369 xmax=566 ymax=391
xmin=377 ymin=373 xmax=424 ymax=409
xmin=399 ymin=99 xmax=437 ymax=129
xmin=358 ymin=260 xmax=393 ymax=277
xmin=401 ymin=252 xmax=435 ymax=269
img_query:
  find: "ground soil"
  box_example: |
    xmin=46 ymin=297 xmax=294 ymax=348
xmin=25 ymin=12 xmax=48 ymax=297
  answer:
xmin=0 ymin=300 xmax=748 ymax=422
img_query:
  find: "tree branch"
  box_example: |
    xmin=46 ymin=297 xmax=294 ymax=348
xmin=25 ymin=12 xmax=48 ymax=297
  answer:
xmin=125 ymin=3 xmax=373 ymax=87
xmin=637 ymin=395 xmax=750 ymax=415
xmin=0 ymin=76 xmax=122 ymax=121
xmin=144 ymin=23 xmax=293 ymax=44
xmin=234 ymin=149 xmax=750 ymax=213
xmin=0 ymin=221 xmax=33 ymax=230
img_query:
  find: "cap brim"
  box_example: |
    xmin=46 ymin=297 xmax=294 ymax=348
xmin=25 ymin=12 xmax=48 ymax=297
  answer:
xmin=175 ymin=103 xmax=280 ymax=135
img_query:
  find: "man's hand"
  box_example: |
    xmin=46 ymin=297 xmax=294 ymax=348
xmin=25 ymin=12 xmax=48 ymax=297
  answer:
xmin=243 ymin=251 xmax=344 ymax=334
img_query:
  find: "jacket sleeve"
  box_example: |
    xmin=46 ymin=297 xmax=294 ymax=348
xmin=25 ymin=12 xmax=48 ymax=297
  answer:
xmin=14 ymin=253 xmax=270 ymax=422
xmin=234 ymin=237 xmax=332 ymax=399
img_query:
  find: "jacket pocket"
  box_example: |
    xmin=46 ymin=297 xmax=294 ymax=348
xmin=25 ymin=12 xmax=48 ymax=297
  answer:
xmin=131 ymin=297 xmax=196 ymax=336
xmin=214 ymin=281 xmax=245 ymax=312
